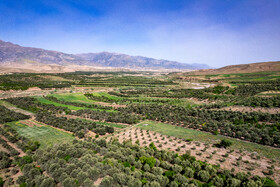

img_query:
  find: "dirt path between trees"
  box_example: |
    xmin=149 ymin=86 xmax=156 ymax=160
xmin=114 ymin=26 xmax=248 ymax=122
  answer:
xmin=0 ymin=135 xmax=25 ymax=157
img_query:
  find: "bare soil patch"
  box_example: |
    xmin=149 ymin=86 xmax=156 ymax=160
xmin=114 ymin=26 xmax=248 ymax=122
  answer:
xmin=19 ymin=119 xmax=43 ymax=127
xmin=0 ymin=166 xmax=22 ymax=187
xmin=95 ymin=101 xmax=126 ymax=108
xmin=0 ymin=144 xmax=8 ymax=153
xmin=94 ymin=177 xmax=103 ymax=186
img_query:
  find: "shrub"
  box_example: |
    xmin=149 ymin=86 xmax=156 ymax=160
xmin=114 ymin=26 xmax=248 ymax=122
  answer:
xmin=217 ymin=139 xmax=232 ymax=148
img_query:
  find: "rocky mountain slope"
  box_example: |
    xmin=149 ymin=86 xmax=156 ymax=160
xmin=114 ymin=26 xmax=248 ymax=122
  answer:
xmin=0 ymin=40 xmax=85 ymax=66
xmin=0 ymin=40 xmax=209 ymax=71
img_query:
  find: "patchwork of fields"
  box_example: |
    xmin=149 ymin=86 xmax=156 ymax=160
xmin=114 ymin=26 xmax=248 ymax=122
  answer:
xmin=0 ymin=71 xmax=280 ymax=186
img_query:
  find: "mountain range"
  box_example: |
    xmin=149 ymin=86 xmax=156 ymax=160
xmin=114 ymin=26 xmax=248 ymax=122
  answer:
xmin=0 ymin=40 xmax=209 ymax=73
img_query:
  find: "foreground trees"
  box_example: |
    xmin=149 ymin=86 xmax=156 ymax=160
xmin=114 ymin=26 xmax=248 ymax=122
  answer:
xmin=16 ymin=138 xmax=275 ymax=187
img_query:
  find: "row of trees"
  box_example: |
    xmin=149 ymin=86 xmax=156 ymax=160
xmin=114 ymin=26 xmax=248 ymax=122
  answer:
xmin=0 ymin=73 xmax=73 ymax=91
xmin=36 ymin=112 xmax=114 ymax=138
xmin=84 ymin=93 xmax=181 ymax=105
xmin=72 ymin=109 xmax=140 ymax=124
xmin=0 ymin=125 xmax=40 ymax=154
xmin=0 ymin=105 xmax=30 ymax=124
xmin=119 ymin=104 xmax=280 ymax=147
xmin=0 ymin=124 xmax=40 ymax=186
xmin=236 ymin=96 xmax=280 ymax=108
xmin=0 ymin=151 xmax=12 ymax=170
xmin=4 ymin=97 xmax=71 ymax=114
xmin=120 ymin=104 xmax=280 ymax=124
xmin=118 ymin=83 xmax=280 ymax=105
xmin=45 ymin=96 xmax=113 ymax=111
xmin=0 ymin=125 xmax=40 ymax=152
xmin=0 ymin=137 xmax=20 ymax=156
xmin=232 ymin=81 xmax=280 ymax=96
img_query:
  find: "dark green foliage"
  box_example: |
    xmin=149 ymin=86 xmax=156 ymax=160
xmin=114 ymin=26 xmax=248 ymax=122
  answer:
xmin=45 ymin=96 xmax=113 ymax=110
xmin=0 ymin=177 xmax=4 ymax=187
xmin=72 ymin=109 xmax=140 ymax=124
xmin=5 ymin=97 xmax=71 ymax=114
xmin=149 ymin=142 xmax=157 ymax=151
xmin=263 ymin=177 xmax=278 ymax=187
xmin=0 ymin=152 xmax=12 ymax=169
xmin=0 ymin=73 xmax=73 ymax=90
xmin=165 ymin=170 xmax=174 ymax=178
xmin=217 ymin=139 xmax=233 ymax=148
xmin=35 ymin=112 xmax=114 ymax=137
xmin=0 ymin=105 xmax=29 ymax=124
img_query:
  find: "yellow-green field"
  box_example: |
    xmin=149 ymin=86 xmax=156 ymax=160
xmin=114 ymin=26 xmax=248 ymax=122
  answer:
xmin=7 ymin=121 xmax=74 ymax=149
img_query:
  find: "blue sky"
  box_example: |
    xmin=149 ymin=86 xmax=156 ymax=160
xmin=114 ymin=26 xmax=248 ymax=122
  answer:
xmin=0 ymin=0 xmax=280 ymax=67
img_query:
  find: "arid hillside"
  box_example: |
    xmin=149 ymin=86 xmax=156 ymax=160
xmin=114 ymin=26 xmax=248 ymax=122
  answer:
xmin=187 ymin=61 xmax=280 ymax=75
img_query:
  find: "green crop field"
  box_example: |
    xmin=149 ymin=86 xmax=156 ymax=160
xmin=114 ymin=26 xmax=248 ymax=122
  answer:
xmin=7 ymin=121 xmax=74 ymax=149
xmin=36 ymin=96 xmax=116 ymax=112
xmin=74 ymin=117 xmax=127 ymax=129
xmin=36 ymin=97 xmax=88 ymax=110
xmin=136 ymin=120 xmax=280 ymax=160
xmin=91 ymin=92 xmax=120 ymax=101
xmin=50 ymin=92 xmax=97 ymax=104
xmin=96 ymin=121 xmax=127 ymax=129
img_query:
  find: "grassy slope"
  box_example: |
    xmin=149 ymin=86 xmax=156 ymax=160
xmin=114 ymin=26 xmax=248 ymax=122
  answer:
xmin=7 ymin=121 xmax=74 ymax=149
xmin=136 ymin=120 xmax=280 ymax=160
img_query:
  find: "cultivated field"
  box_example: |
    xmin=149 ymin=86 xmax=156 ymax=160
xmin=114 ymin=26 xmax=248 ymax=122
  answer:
xmin=0 ymin=71 xmax=279 ymax=186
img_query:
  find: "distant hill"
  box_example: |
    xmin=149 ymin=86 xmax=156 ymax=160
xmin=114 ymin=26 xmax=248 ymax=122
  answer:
xmin=187 ymin=61 xmax=280 ymax=75
xmin=77 ymin=52 xmax=209 ymax=70
xmin=0 ymin=40 xmax=210 ymax=72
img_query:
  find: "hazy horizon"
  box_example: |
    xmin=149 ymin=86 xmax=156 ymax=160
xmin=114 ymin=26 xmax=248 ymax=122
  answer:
xmin=1 ymin=0 xmax=280 ymax=68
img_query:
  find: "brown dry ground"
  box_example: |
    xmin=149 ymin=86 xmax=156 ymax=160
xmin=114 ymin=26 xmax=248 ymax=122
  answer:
xmin=215 ymin=106 xmax=280 ymax=114
xmin=0 ymin=167 xmax=23 ymax=187
xmin=94 ymin=177 xmax=103 ymax=186
xmin=94 ymin=101 xmax=126 ymax=108
xmin=108 ymin=127 xmax=280 ymax=184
